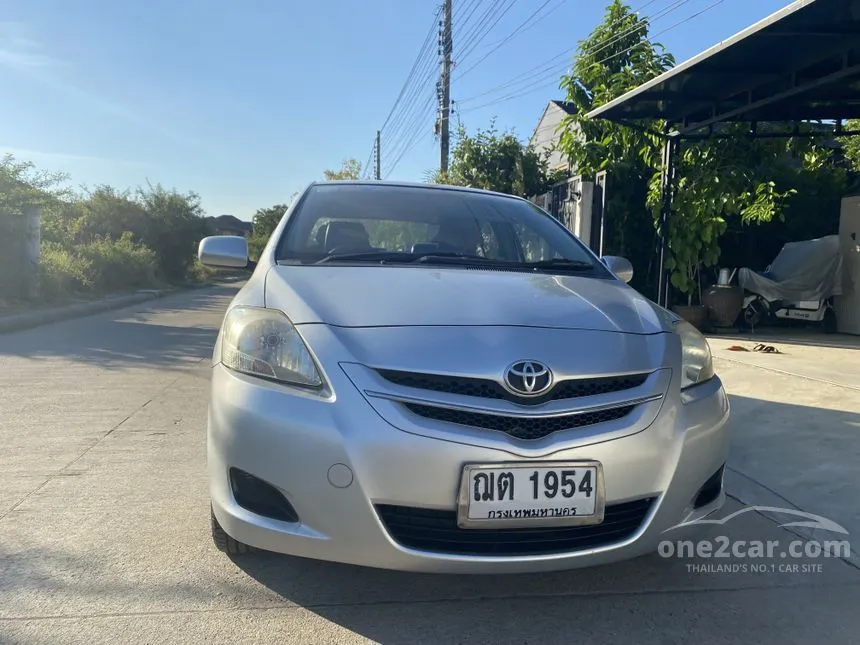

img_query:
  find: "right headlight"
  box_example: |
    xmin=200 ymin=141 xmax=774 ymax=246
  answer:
xmin=675 ymin=320 xmax=715 ymax=390
xmin=220 ymin=306 xmax=324 ymax=389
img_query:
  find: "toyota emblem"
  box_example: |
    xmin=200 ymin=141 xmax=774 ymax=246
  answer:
xmin=504 ymin=360 xmax=553 ymax=396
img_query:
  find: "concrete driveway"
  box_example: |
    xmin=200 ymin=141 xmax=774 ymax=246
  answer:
xmin=1 ymin=284 xmax=858 ymax=644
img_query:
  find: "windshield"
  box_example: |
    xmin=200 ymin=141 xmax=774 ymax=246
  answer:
xmin=276 ymin=183 xmax=605 ymax=273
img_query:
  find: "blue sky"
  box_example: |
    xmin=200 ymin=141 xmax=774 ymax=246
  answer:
xmin=1 ymin=0 xmax=790 ymax=220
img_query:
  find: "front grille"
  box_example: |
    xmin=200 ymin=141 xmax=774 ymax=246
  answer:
xmin=403 ymin=403 xmax=635 ymax=440
xmin=376 ymin=369 xmax=649 ymax=406
xmin=375 ymin=497 xmax=656 ymax=556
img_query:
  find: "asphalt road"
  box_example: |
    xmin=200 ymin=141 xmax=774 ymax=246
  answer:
xmin=1 ymin=284 xmax=858 ymax=644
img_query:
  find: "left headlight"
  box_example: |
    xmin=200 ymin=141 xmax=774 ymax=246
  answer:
xmin=675 ymin=319 xmax=715 ymax=390
xmin=220 ymin=306 xmax=324 ymax=389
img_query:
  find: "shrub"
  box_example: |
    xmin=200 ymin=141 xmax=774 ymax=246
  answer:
xmin=39 ymin=242 xmax=92 ymax=301
xmin=76 ymin=233 xmax=158 ymax=293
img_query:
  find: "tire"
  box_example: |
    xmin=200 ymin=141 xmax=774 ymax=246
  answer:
xmin=823 ymin=307 xmax=838 ymax=334
xmin=211 ymin=506 xmax=251 ymax=555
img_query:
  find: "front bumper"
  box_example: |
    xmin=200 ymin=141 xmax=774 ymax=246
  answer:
xmin=208 ymin=359 xmax=731 ymax=574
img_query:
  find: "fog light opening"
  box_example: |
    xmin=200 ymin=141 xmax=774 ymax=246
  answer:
xmin=229 ymin=468 xmax=300 ymax=523
xmin=693 ymin=464 xmax=725 ymax=509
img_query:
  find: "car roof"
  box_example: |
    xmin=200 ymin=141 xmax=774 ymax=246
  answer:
xmin=308 ymin=180 xmax=524 ymax=201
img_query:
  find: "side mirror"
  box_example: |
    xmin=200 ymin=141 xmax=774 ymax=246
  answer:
xmin=198 ymin=235 xmax=250 ymax=268
xmin=601 ymin=255 xmax=634 ymax=283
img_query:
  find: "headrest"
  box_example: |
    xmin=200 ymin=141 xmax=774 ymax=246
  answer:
xmin=324 ymin=221 xmax=371 ymax=252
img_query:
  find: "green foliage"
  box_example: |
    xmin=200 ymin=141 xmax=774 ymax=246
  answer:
xmin=324 ymin=158 xmax=362 ymax=181
xmin=76 ymin=232 xmax=159 ymax=293
xmin=2 ymin=152 xmax=214 ymax=304
xmin=556 ymin=1 xmax=674 ymax=296
xmin=39 ymin=242 xmax=92 ymax=300
xmin=646 ymin=125 xmax=842 ymax=303
xmin=559 ymin=1 xmax=848 ymax=304
xmin=428 ymin=121 xmax=560 ymax=197
xmin=0 ymin=154 xmax=72 ymax=215
xmin=838 ymin=119 xmax=860 ymax=172
xmin=134 ymin=182 xmax=209 ymax=282
xmin=39 ymin=233 xmax=158 ymax=299
xmin=248 ymin=203 xmax=289 ymax=260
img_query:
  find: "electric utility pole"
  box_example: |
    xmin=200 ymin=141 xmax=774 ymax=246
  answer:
xmin=375 ymin=130 xmax=381 ymax=180
xmin=438 ymin=0 xmax=453 ymax=174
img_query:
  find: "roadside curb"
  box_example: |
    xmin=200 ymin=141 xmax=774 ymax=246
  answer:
xmin=0 ymin=290 xmax=170 ymax=335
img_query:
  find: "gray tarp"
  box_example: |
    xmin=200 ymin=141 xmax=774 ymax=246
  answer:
xmin=738 ymin=234 xmax=843 ymax=302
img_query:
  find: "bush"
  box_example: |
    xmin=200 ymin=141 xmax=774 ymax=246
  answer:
xmin=39 ymin=242 xmax=92 ymax=301
xmin=186 ymin=258 xmax=216 ymax=284
xmin=76 ymin=233 xmax=158 ymax=293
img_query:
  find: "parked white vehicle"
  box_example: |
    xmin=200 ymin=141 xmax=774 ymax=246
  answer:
xmin=738 ymin=235 xmax=843 ymax=332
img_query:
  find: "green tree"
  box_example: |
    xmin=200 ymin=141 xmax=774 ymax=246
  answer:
xmin=248 ymin=203 xmax=289 ymax=259
xmin=324 ymin=158 xmax=362 ymax=180
xmin=135 ymin=182 xmax=208 ymax=282
xmin=560 ymin=1 xmax=841 ymax=304
xmin=428 ymin=121 xmax=560 ymax=197
xmin=557 ymin=0 xmax=674 ymax=295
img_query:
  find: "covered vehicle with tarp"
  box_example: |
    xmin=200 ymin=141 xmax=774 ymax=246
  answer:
xmin=738 ymin=234 xmax=843 ymax=331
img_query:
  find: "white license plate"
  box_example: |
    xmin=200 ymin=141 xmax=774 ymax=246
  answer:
xmin=457 ymin=461 xmax=605 ymax=529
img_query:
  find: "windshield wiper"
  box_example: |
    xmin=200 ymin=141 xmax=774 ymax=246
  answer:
xmin=523 ymin=259 xmax=595 ymax=271
xmin=312 ymin=251 xmax=411 ymax=264
xmin=411 ymin=253 xmax=494 ymax=264
xmin=313 ymin=251 xmax=493 ymax=265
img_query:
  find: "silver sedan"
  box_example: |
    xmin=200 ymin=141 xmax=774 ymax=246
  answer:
xmin=198 ymin=181 xmax=730 ymax=574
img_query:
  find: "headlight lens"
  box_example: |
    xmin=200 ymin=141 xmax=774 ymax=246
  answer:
xmin=675 ymin=320 xmax=715 ymax=390
xmin=220 ymin=306 xmax=323 ymax=388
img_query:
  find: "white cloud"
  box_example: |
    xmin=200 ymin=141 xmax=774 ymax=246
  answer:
xmin=0 ymin=22 xmax=228 ymax=161
xmin=0 ymin=21 xmax=62 ymax=70
xmin=1 ymin=146 xmax=152 ymax=170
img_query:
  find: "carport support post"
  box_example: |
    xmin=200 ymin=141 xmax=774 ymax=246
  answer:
xmin=657 ymin=132 xmax=680 ymax=308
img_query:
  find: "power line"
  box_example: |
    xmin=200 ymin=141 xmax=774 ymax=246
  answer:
xmin=384 ymin=94 xmax=438 ymax=178
xmin=455 ymin=0 xmax=694 ymax=107
xmin=456 ymin=0 xmax=503 ymax=62
xmin=382 ymin=55 xmax=438 ymax=154
xmin=456 ymin=0 xmax=558 ymax=80
xmin=457 ymin=0 xmax=729 ymax=115
xmin=453 ymin=0 xmax=482 ymax=24
xmin=362 ymin=140 xmax=376 ymax=179
xmin=458 ymin=0 xmax=517 ymax=65
xmin=377 ymin=6 xmax=441 ymax=133
xmin=480 ymin=0 xmax=568 ymax=51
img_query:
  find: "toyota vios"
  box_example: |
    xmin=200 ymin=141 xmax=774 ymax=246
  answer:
xmin=198 ymin=181 xmax=730 ymax=574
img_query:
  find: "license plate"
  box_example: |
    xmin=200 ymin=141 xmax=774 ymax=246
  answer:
xmin=457 ymin=461 xmax=605 ymax=529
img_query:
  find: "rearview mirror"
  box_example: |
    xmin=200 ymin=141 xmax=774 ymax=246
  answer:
xmin=601 ymin=256 xmax=633 ymax=283
xmin=198 ymin=235 xmax=250 ymax=268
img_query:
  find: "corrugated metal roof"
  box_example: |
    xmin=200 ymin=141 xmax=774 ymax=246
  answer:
xmin=586 ymin=0 xmax=860 ymax=132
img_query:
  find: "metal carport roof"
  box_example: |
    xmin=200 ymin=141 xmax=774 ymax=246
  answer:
xmin=587 ymin=0 xmax=860 ymax=134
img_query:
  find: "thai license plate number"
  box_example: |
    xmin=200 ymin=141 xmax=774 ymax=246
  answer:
xmin=457 ymin=461 xmax=605 ymax=529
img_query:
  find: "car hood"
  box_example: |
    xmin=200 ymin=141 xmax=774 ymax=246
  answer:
xmin=265 ymin=265 xmax=674 ymax=333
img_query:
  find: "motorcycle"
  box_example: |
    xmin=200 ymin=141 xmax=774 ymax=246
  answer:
xmin=736 ymin=234 xmax=843 ymax=333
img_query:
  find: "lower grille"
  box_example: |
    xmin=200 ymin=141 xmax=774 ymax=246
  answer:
xmin=403 ymin=403 xmax=635 ymax=440
xmin=375 ymin=497 xmax=656 ymax=556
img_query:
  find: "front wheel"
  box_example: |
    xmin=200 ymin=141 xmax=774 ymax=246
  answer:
xmin=211 ymin=506 xmax=251 ymax=555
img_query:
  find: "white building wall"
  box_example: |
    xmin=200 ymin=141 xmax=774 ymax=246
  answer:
xmin=530 ymin=103 xmax=570 ymax=171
